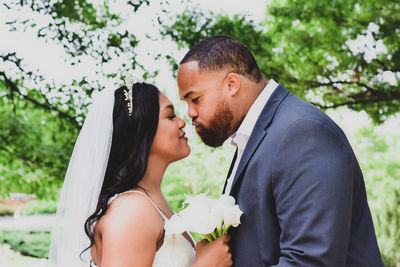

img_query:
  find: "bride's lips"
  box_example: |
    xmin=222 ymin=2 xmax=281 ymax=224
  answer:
xmin=179 ymin=132 xmax=188 ymax=140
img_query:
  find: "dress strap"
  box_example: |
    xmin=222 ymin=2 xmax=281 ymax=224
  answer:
xmin=108 ymin=190 xmax=168 ymax=221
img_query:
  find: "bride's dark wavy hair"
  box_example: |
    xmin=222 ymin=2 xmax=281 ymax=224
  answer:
xmin=82 ymin=82 xmax=160 ymax=255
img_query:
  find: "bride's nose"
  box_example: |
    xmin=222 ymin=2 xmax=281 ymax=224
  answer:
xmin=178 ymin=117 xmax=186 ymax=129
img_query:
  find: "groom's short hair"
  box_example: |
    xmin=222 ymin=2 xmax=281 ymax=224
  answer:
xmin=180 ymin=35 xmax=263 ymax=83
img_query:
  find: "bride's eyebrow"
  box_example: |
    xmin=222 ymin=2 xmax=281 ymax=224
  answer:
xmin=163 ymin=105 xmax=174 ymax=112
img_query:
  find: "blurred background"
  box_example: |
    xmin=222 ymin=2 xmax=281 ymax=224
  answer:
xmin=0 ymin=0 xmax=399 ymax=266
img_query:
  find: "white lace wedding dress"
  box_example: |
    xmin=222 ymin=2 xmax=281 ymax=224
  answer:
xmin=91 ymin=190 xmax=196 ymax=267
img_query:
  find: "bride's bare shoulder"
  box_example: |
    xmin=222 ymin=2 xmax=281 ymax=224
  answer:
xmin=97 ymin=192 xmax=164 ymax=239
xmin=94 ymin=193 xmax=164 ymax=265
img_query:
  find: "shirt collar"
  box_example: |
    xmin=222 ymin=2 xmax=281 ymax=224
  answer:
xmin=230 ymin=79 xmax=278 ymax=148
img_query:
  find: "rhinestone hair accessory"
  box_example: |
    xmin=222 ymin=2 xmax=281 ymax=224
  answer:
xmin=124 ymin=71 xmax=135 ymax=116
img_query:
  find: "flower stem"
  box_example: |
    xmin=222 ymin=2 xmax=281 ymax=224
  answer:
xmin=203 ymin=234 xmax=213 ymax=242
xmin=210 ymin=230 xmax=217 ymax=240
xmin=222 ymin=225 xmax=230 ymax=235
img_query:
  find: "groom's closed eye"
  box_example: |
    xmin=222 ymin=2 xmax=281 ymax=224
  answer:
xmin=182 ymin=91 xmax=200 ymax=105
xmin=183 ymin=91 xmax=193 ymax=100
xmin=192 ymin=97 xmax=200 ymax=104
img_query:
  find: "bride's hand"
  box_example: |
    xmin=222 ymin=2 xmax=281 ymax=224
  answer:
xmin=192 ymin=235 xmax=232 ymax=267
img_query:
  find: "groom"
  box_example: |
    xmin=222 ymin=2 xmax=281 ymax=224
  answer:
xmin=177 ymin=35 xmax=384 ymax=266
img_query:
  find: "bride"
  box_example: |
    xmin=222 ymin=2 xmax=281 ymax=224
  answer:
xmin=48 ymin=78 xmax=232 ymax=267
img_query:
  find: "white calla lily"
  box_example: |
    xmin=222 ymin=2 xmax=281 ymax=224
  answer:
xmin=165 ymin=193 xmax=243 ymax=241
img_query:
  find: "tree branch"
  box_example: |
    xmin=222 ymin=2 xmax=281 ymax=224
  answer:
xmin=374 ymin=58 xmax=400 ymax=73
xmin=0 ymin=71 xmax=80 ymax=129
xmin=302 ymin=76 xmax=400 ymax=108
xmin=307 ymin=80 xmax=382 ymax=95
xmin=312 ymin=92 xmax=400 ymax=109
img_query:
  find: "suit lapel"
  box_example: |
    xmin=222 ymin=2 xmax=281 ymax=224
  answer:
xmin=222 ymin=148 xmax=238 ymax=193
xmin=229 ymin=84 xmax=290 ymax=195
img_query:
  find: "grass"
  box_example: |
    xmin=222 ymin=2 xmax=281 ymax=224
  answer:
xmin=0 ymin=230 xmax=50 ymax=259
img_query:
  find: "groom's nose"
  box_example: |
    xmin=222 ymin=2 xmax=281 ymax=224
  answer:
xmin=188 ymin=104 xmax=198 ymax=119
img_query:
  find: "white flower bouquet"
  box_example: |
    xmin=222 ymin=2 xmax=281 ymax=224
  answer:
xmin=164 ymin=193 xmax=243 ymax=241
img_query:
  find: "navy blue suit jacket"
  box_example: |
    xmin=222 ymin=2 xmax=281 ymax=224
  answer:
xmin=224 ymin=85 xmax=384 ymax=266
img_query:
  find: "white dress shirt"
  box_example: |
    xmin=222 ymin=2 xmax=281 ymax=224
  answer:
xmin=224 ymin=79 xmax=279 ymax=194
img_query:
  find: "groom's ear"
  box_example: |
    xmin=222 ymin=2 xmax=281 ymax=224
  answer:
xmin=225 ymin=73 xmax=241 ymax=97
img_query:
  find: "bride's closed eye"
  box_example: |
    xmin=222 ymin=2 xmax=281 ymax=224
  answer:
xmin=167 ymin=113 xmax=176 ymax=120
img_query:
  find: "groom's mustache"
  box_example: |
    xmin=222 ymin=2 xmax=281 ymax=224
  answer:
xmin=191 ymin=117 xmax=200 ymax=127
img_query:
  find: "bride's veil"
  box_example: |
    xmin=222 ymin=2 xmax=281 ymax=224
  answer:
xmin=48 ymin=88 xmax=116 ymax=267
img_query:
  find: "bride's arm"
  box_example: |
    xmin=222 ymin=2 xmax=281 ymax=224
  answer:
xmin=99 ymin=194 xmax=164 ymax=267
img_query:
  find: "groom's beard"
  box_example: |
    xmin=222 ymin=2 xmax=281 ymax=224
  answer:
xmin=195 ymin=101 xmax=235 ymax=148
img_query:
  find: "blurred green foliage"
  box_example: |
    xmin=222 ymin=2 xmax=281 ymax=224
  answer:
xmin=0 ymin=84 xmax=77 ymax=199
xmin=0 ymin=230 xmax=50 ymax=258
xmin=352 ymin=126 xmax=400 ymax=267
